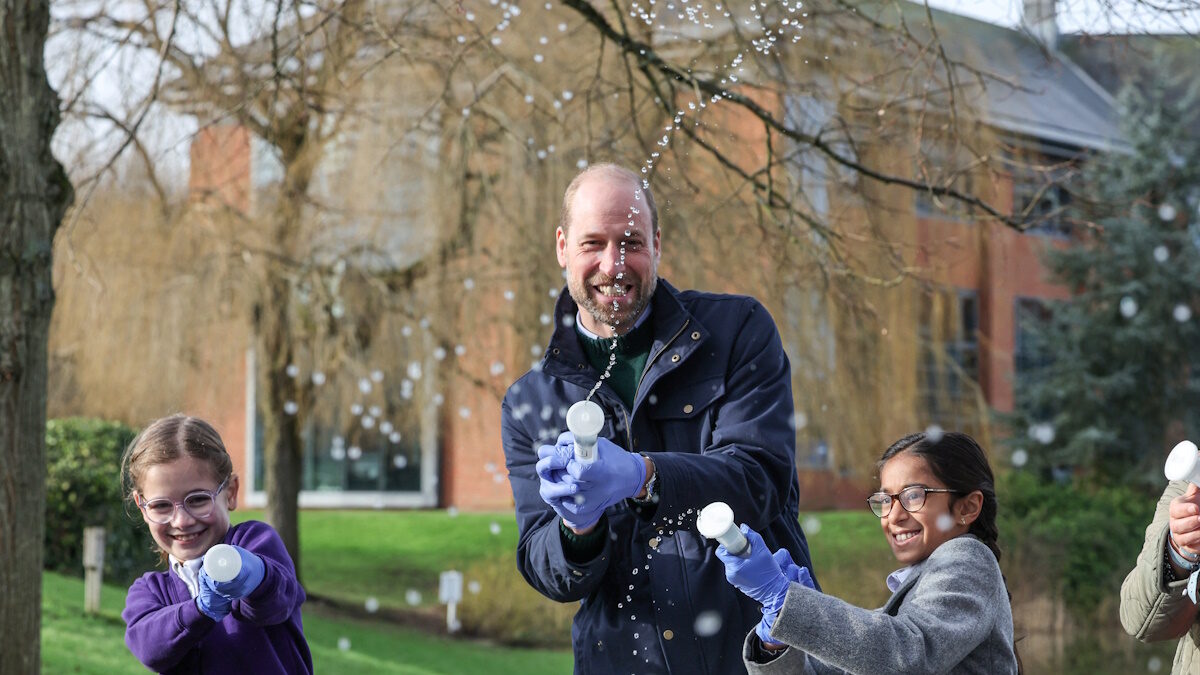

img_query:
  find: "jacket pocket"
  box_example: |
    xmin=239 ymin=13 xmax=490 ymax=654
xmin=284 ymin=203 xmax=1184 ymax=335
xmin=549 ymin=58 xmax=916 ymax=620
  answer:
xmin=644 ymin=376 xmax=724 ymax=452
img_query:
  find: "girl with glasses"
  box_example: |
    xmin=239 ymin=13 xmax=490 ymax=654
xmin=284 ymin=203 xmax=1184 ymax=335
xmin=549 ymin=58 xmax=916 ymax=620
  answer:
xmin=120 ymin=414 xmax=312 ymax=674
xmin=716 ymin=431 xmax=1020 ymax=674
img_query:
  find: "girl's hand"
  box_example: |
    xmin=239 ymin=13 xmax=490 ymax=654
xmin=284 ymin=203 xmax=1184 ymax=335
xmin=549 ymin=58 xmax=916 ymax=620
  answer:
xmin=210 ymin=545 xmax=266 ymax=599
xmin=196 ymin=572 xmax=233 ymax=621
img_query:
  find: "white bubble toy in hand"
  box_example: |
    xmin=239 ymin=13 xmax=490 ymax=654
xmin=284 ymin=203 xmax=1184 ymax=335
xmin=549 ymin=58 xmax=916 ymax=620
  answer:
xmin=1166 ymin=440 xmax=1200 ymax=486
xmin=697 ymin=501 xmax=750 ymax=556
xmin=204 ymin=544 xmax=242 ymax=582
xmin=566 ymin=400 xmax=605 ymax=464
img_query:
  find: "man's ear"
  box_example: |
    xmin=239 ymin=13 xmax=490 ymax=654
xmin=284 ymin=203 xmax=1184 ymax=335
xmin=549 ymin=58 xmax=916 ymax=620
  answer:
xmin=556 ymin=226 xmax=568 ymax=268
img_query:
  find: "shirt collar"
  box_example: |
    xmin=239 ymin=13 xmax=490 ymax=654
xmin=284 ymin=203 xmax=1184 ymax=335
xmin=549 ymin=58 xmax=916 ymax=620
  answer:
xmin=170 ymin=555 xmax=205 ymax=598
xmin=886 ymin=557 xmax=928 ymax=592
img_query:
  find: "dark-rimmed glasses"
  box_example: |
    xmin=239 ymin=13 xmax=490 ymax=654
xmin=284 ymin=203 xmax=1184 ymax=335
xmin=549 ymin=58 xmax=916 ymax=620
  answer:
xmin=136 ymin=476 xmax=229 ymax=524
xmin=867 ymin=486 xmax=960 ymax=518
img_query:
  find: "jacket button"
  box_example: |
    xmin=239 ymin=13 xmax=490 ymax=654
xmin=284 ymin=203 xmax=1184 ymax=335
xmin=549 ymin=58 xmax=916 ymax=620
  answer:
xmin=671 ymin=354 xmax=680 ymax=363
xmin=683 ymin=404 xmax=693 ymax=414
xmin=649 ymin=537 xmax=660 ymax=549
xmin=552 ymin=348 xmax=560 ymax=355
xmin=663 ymin=629 xmax=674 ymax=640
xmin=571 ymin=570 xmax=583 ymax=577
xmin=577 ymin=364 xmax=586 ymax=370
xmin=691 ymin=331 xmax=700 ymax=340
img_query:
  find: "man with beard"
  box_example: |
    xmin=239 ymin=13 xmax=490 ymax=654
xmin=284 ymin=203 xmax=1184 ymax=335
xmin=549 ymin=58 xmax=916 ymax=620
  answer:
xmin=501 ymin=163 xmax=817 ymax=674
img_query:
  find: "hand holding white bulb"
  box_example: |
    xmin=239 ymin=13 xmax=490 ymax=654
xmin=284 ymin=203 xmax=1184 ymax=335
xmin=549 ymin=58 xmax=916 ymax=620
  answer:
xmin=566 ymin=400 xmax=604 ymax=464
xmin=697 ymin=501 xmax=750 ymax=556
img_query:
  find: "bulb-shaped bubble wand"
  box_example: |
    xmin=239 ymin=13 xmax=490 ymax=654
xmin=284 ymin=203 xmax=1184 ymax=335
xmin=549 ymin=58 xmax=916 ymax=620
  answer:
xmin=697 ymin=501 xmax=750 ymax=556
xmin=1166 ymin=440 xmax=1200 ymax=486
xmin=566 ymin=400 xmax=605 ymax=464
xmin=204 ymin=544 xmax=242 ymax=583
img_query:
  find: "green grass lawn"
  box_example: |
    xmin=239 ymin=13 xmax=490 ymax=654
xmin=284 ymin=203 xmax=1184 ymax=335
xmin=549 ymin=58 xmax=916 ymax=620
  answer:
xmin=41 ymin=571 xmax=572 ymax=674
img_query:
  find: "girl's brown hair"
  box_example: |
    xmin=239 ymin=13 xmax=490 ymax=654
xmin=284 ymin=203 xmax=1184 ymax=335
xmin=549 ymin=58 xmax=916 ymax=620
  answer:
xmin=121 ymin=414 xmax=233 ymax=500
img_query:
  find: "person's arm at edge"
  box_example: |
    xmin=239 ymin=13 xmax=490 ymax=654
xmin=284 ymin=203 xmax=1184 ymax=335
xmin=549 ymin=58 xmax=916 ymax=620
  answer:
xmin=503 ymin=394 xmax=612 ymax=601
xmin=1120 ymin=480 xmax=1198 ymax=641
xmin=122 ymin=573 xmax=216 ymax=672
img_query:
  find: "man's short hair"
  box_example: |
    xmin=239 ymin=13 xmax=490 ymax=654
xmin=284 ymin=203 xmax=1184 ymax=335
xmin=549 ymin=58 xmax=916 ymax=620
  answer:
xmin=559 ymin=163 xmax=659 ymax=236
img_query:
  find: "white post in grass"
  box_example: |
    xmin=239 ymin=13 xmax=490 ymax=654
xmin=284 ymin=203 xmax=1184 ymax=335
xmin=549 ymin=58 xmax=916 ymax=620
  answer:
xmin=83 ymin=527 xmax=106 ymax=614
xmin=439 ymin=570 xmax=464 ymax=633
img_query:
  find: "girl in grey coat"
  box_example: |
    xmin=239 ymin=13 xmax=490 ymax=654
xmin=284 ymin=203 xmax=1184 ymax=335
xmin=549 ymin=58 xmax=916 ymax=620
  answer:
xmin=716 ymin=431 xmax=1019 ymax=675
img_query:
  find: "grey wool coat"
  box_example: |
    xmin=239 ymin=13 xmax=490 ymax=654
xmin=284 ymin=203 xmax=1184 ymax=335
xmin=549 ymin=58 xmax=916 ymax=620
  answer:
xmin=1119 ymin=480 xmax=1200 ymax=674
xmin=743 ymin=535 xmax=1018 ymax=675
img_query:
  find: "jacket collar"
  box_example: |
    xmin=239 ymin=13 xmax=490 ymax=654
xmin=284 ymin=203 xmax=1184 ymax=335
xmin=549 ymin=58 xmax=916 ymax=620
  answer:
xmin=542 ymin=279 xmax=703 ymax=390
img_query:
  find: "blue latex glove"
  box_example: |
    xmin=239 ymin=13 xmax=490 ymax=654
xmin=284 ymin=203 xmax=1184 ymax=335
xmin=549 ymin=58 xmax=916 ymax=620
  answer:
xmin=196 ymin=571 xmax=233 ymax=621
xmin=210 ymin=545 xmax=266 ymax=599
xmin=536 ymin=440 xmax=595 ymax=528
xmin=715 ymin=525 xmax=795 ymax=644
xmin=564 ymin=435 xmax=646 ymax=510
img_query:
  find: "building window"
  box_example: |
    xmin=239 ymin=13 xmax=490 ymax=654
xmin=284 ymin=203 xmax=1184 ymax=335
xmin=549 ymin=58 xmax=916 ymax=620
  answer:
xmin=244 ymin=349 xmax=439 ymax=508
xmin=918 ymin=289 xmax=981 ymax=432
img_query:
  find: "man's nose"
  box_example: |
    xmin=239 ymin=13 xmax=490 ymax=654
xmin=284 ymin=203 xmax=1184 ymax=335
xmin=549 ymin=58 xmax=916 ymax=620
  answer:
xmin=598 ymin=242 xmax=623 ymax=277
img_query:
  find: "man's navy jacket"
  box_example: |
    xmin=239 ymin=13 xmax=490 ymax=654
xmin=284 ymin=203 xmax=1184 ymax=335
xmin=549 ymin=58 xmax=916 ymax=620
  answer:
xmin=502 ymin=279 xmax=816 ymax=674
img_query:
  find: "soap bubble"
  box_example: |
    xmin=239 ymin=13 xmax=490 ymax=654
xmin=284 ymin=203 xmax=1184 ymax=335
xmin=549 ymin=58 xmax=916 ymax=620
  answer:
xmin=1119 ymin=296 xmax=1138 ymax=318
xmin=1149 ymin=656 xmax=1164 ymax=672
xmin=380 ymin=421 xmax=393 ymax=434
xmin=694 ymin=610 xmax=723 ymax=637
xmin=358 ymin=378 xmax=372 ymax=394
xmin=801 ymin=515 xmax=822 ymax=536
xmin=1028 ymin=423 xmax=1056 ymax=445
xmin=1159 ymin=203 xmax=1178 ymax=222
xmin=369 ymin=405 xmax=382 ymax=418
xmin=490 ymin=361 xmax=506 ymax=376
xmin=1011 ymin=449 xmax=1029 ymax=467
xmin=371 ymin=369 xmax=384 ymax=383
xmin=348 ymin=446 xmax=363 ymax=460
xmin=434 ymin=347 xmax=447 ymax=361
xmin=489 ymin=522 xmax=502 ymax=535
xmin=337 ymin=637 xmax=351 ymax=651
xmin=792 ymin=411 xmax=808 ymax=430
xmin=447 ymin=506 xmax=459 ymax=518
xmin=350 ymin=403 xmax=363 ymax=416
xmin=331 ymin=446 xmax=346 ymax=460
xmin=924 ymin=424 xmax=944 ymax=443
xmin=936 ymin=513 xmax=956 ymax=532
xmin=464 ymin=277 xmax=475 ymax=290
xmin=468 ymin=580 xmax=482 ymax=594
xmin=393 ymin=454 xmax=408 ymax=469
xmin=361 ymin=416 xmax=375 ymax=429
xmin=408 ymin=362 xmax=423 ymax=380
xmin=1175 ymin=304 xmax=1192 ymax=323
xmin=364 ymin=597 xmax=379 ymax=613
xmin=1154 ymin=245 xmax=1170 ymax=263
xmin=455 ymin=345 xmax=466 ymax=356
xmin=459 ymin=407 xmax=472 ymax=419
xmin=405 ymin=589 xmax=422 ymax=606
xmin=283 ymin=401 xmax=298 ymax=415
xmin=504 ymin=289 xmax=515 ymax=301
xmin=285 ymin=364 xmax=299 ymax=377
xmin=311 ymin=371 xmax=326 ymax=386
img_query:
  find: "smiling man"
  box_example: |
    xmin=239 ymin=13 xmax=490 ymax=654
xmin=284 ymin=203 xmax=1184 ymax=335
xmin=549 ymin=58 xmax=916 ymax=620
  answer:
xmin=501 ymin=163 xmax=817 ymax=674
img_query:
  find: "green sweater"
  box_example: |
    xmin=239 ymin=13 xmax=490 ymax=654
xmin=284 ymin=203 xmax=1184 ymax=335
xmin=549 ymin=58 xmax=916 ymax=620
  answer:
xmin=575 ymin=317 xmax=653 ymax=410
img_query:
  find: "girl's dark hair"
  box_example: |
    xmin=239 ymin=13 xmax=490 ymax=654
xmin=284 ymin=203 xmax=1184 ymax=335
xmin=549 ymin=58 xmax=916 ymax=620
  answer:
xmin=879 ymin=430 xmax=1001 ymax=563
xmin=880 ymin=431 xmax=1023 ymax=674
xmin=121 ymin=414 xmax=233 ymax=501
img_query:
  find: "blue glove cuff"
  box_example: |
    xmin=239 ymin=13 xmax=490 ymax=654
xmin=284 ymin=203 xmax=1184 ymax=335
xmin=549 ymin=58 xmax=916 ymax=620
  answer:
xmin=755 ymin=610 xmax=779 ymax=645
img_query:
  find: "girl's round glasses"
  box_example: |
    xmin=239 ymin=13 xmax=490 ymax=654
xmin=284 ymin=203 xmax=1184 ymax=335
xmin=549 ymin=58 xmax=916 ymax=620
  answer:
xmin=136 ymin=476 xmax=229 ymax=524
xmin=867 ymin=485 xmax=960 ymax=518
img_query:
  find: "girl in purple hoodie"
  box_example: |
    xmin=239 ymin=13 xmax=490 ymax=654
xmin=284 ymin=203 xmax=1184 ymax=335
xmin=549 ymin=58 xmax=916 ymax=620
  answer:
xmin=120 ymin=414 xmax=312 ymax=674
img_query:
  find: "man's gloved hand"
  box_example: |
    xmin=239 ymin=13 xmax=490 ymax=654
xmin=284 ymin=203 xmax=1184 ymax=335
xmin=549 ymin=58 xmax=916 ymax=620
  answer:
xmin=210 ymin=546 xmax=266 ymax=599
xmin=564 ymin=436 xmax=646 ymax=510
xmin=715 ymin=525 xmax=797 ymax=644
xmin=536 ymin=437 xmax=597 ymax=528
xmin=196 ymin=571 xmax=233 ymax=621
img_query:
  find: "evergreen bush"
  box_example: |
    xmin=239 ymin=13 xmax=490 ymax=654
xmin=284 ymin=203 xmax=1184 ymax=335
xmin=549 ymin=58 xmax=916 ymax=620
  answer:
xmin=44 ymin=418 xmax=159 ymax=585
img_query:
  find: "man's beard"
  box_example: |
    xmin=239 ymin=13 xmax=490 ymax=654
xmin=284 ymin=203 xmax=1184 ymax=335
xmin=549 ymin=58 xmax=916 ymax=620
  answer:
xmin=569 ymin=273 xmax=657 ymax=335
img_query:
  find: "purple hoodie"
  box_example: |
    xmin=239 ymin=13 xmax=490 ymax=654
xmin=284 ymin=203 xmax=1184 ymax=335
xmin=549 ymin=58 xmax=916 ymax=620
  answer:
xmin=122 ymin=520 xmax=313 ymax=674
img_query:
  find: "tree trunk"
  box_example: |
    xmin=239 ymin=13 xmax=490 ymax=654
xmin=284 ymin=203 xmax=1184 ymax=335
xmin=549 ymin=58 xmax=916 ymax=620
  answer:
xmin=256 ymin=274 xmax=304 ymax=576
xmin=0 ymin=0 xmax=74 ymax=670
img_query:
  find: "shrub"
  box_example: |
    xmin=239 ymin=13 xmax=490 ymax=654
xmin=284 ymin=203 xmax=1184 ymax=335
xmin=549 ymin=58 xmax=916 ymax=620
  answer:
xmin=457 ymin=554 xmax=576 ymax=648
xmin=998 ymin=471 xmax=1151 ymax=619
xmin=44 ymin=418 xmax=159 ymax=585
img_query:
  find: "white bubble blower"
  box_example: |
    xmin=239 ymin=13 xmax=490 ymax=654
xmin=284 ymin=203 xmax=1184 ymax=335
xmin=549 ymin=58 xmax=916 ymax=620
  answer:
xmin=566 ymin=400 xmax=605 ymax=464
xmin=1165 ymin=440 xmax=1200 ymax=486
xmin=697 ymin=501 xmax=750 ymax=556
xmin=203 ymin=544 xmax=242 ymax=582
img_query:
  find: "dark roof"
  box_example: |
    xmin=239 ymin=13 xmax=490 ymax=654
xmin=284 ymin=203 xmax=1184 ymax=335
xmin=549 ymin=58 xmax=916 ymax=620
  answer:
xmin=885 ymin=2 xmax=1123 ymax=152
